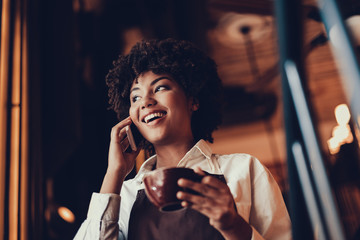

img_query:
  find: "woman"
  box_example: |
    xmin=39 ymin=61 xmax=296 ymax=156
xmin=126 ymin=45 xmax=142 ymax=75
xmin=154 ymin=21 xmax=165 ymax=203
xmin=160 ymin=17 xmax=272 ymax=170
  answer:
xmin=74 ymin=38 xmax=291 ymax=240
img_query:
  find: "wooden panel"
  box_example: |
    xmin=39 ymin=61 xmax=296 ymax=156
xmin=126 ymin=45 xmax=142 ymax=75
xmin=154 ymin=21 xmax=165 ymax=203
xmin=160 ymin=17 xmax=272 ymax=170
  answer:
xmin=209 ymin=0 xmax=273 ymax=15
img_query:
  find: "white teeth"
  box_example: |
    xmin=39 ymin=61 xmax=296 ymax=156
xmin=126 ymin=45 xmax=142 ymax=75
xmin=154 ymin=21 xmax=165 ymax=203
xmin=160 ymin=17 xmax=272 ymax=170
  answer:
xmin=144 ymin=112 xmax=165 ymax=123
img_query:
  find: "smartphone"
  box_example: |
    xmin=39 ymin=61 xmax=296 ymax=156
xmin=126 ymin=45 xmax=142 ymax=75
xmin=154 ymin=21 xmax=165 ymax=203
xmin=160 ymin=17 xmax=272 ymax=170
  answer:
xmin=125 ymin=123 xmax=143 ymax=152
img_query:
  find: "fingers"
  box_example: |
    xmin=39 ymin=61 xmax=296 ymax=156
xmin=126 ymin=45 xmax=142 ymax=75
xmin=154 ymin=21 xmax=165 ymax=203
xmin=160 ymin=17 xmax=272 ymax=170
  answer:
xmin=177 ymin=171 xmax=235 ymax=213
xmin=110 ymin=117 xmax=131 ymax=143
xmin=177 ymin=173 xmax=239 ymax=231
xmin=176 ymin=182 xmax=234 ymax=224
xmin=177 ymin=178 xmax=231 ymax=214
xmin=177 ymin=188 xmax=214 ymax=207
xmin=193 ymin=167 xmax=229 ymax=191
xmin=108 ymin=117 xmax=139 ymax=163
xmin=177 ymin=175 xmax=230 ymax=210
xmin=120 ymin=136 xmax=130 ymax=152
xmin=202 ymin=175 xmax=228 ymax=190
xmin=178 ymin=175 xmax=229 ymax=197
xmin=178 ymin=178 xmax=219 ymax=197
xmin=177 ymin=191 xmax=215 ymax=213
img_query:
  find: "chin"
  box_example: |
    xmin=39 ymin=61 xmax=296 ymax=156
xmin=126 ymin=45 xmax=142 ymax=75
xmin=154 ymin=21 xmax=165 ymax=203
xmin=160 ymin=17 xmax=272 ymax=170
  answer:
xmin=144 ymin=134 xmax=165 ymax=143
xmin=147 ymin=135 xmax=172 ymax=146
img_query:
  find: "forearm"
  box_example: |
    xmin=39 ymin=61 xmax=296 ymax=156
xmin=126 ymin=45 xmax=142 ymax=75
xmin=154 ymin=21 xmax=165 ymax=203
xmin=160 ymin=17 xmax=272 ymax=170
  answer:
xmin=100 ymin=168 xmax=126 ymax=194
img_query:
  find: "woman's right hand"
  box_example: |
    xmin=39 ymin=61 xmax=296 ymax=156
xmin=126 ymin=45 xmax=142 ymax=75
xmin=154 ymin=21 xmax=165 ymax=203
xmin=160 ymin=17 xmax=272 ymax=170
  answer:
xmin=100 ymin=117 xmax=140 ymax=194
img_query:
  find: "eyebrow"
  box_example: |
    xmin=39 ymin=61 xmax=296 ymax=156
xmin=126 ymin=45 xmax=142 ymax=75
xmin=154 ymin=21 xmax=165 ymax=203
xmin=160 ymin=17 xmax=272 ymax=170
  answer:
xmin=130 ymin=76 xmax=171 ymax=94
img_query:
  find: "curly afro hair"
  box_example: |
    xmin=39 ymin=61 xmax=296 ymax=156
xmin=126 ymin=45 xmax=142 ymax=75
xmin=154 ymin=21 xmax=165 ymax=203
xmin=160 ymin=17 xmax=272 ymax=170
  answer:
xmin=106 ymin=38 xmax=223 ymax=145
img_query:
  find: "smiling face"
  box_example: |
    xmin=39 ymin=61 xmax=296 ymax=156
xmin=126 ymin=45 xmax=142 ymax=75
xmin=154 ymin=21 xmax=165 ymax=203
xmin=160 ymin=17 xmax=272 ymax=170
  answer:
xmin=129 ymin=71 xmax=195 ymax=147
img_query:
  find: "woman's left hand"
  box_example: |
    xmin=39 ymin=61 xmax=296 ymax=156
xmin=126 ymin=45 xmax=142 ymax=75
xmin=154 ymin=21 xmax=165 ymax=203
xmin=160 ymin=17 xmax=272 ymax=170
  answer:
xmin=176 ymin=167 xmax=252 ymax=240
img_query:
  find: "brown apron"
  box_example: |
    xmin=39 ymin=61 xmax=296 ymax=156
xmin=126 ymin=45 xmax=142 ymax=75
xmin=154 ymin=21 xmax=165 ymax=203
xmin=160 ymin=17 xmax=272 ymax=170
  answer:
xmin=127 ymin=175 xmax=227 ymax=240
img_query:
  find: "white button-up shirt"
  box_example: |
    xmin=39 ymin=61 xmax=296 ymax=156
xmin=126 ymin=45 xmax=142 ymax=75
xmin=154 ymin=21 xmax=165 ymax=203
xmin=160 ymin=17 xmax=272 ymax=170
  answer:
xmin=74 ymin=140 xmax=292 ymax=240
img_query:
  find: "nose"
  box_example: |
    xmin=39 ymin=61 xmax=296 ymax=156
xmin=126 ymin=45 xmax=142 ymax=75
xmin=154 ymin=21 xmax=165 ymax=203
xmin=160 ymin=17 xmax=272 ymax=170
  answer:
xmin=141 ymin=95 xmax=156 ymax=109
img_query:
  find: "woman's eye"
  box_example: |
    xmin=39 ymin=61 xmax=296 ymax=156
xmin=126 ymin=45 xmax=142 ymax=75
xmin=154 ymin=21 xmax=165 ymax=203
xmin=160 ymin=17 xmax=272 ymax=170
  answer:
xmin=155 ymin=85 xmax=168 ymax=92
xmin=131 ymin=96 xmax=141 ymax=103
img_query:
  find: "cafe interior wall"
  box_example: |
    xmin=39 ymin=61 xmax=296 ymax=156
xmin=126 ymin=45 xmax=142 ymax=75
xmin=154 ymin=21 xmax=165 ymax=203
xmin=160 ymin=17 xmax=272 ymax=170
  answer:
xmin=18 ymin=0 xmax=360 ymax=239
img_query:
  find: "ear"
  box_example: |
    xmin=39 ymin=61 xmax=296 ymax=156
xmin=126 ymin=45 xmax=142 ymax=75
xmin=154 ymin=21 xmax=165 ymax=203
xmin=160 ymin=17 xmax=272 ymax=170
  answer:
xmin=190 ymin=98 xmax=199 ymax=112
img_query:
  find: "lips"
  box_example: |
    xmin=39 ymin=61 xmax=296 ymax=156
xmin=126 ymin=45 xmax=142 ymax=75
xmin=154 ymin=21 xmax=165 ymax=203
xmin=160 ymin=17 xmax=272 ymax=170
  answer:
xmin=143 ymin=111 xmax=167 ymax=123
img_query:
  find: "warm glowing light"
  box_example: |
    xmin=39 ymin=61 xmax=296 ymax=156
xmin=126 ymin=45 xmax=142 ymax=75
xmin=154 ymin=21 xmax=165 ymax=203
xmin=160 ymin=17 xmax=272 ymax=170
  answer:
xmin=57 ymin=206 xmax=75 ymax=223
xmin=328 ymin=137 xmax=340 ymax=155
xmin=332 ymin=125 xmax=351 ymax=141
xmin=334 ymin=104 xmax=351 ymax=126
xmin=327 ymin=104 xmax=354 ymax=154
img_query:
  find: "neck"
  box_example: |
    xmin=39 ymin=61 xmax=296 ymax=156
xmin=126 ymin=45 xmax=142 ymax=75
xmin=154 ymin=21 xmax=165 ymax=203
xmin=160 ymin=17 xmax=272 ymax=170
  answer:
xmin=154 ymin=139 xmax=196 ymax=169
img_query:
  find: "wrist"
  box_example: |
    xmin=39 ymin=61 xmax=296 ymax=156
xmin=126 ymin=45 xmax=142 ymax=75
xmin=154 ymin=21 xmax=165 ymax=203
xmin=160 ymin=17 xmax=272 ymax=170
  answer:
xmin=106 ymin=164 xmax=128 ymax=178
xmin=219 ymin=214 xmax=252 ymax=240
xmin=107 ymin=167 xmax=127 ymax=181
xmin=100 ymin=168 xmax=126 ymax=194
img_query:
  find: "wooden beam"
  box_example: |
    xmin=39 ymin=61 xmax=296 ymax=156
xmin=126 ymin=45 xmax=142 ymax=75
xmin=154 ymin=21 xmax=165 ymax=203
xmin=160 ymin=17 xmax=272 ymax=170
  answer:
xmin=208 ymin=0 xmax=274 ymax=15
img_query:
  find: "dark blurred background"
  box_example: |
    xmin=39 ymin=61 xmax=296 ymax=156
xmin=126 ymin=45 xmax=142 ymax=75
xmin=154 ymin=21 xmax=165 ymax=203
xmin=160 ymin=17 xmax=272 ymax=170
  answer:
xmin=2 ymin=0 xmax=360 ymax=239
xmin=27 ymin=1 xmax=221 ymax=238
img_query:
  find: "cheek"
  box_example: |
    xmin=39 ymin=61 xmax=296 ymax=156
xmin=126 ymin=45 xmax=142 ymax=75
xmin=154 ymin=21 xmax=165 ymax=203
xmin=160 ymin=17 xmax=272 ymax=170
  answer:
xmin=173 ymin=98 xmax=192 ymax=119
xmin=129 ymin=106 xmax=137 ymax=120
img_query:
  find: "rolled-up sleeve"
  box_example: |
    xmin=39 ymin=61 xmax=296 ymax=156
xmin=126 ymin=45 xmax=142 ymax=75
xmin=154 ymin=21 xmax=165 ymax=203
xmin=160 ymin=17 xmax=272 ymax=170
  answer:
xmin=74 ymin=193 xmax=124 ymax=240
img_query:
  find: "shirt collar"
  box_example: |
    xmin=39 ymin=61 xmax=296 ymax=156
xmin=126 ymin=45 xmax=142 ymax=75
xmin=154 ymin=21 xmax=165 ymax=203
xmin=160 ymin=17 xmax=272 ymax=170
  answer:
xmin=177 ymin=139 xmax=212 ymax=166
xmin=133 ymin=139 xmax=213 ymax=183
